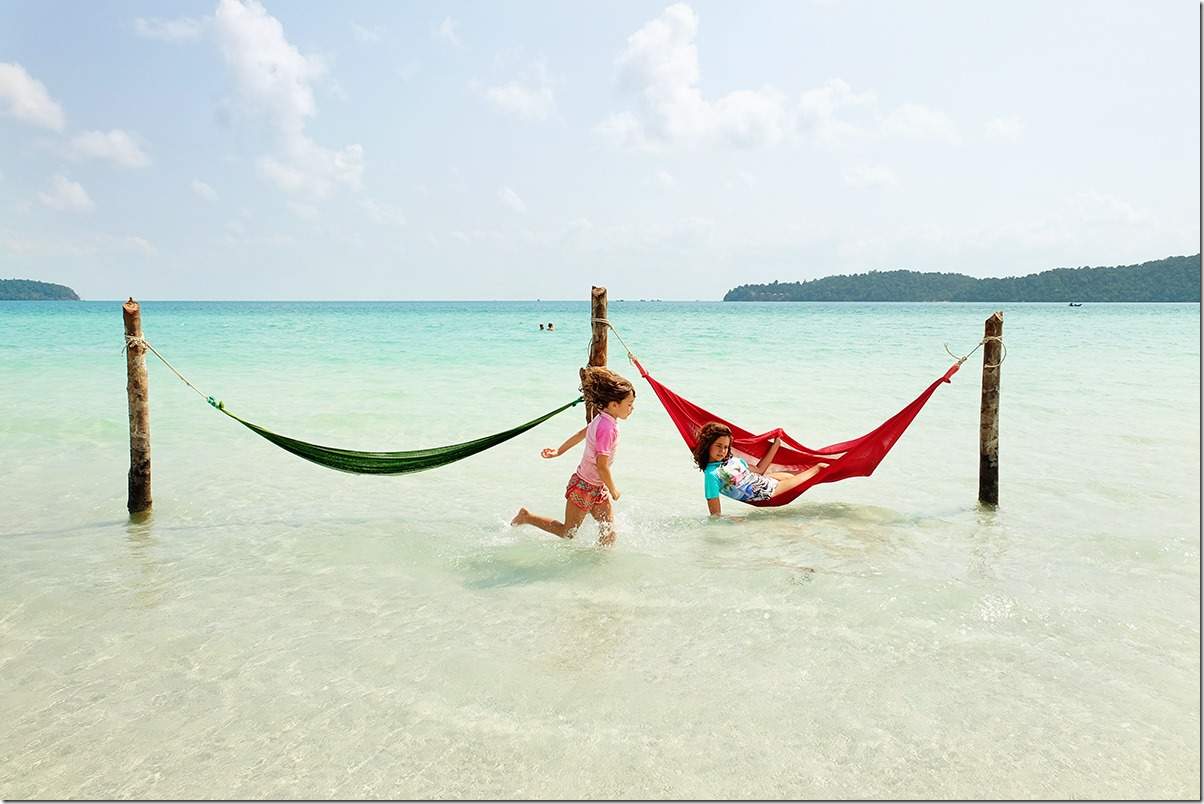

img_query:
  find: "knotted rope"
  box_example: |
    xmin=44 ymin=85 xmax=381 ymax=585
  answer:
xmin=589 ymin=317 xmax=639 ymax=365
xmin=944 ymin=335 xmax=1006 ymax=369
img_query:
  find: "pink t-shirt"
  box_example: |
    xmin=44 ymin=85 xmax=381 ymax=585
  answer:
xmin=576 ymin=412 xmax=619 ymax=487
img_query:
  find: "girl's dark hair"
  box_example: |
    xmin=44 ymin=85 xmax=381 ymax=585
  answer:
xmin=693 ymin=422 xmax=732 ymax=470
xmin=580 ymin=366 xmax=635 ymax=410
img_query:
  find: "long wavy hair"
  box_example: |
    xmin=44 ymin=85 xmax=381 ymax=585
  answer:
xmin=580 ymin=366 xmax=635 ymax=411
xmin=693 ymin=422 xmax=733 ymax=470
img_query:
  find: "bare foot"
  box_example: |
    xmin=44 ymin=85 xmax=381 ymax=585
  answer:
xmin=510 ymin=507 xmax=529 ymax=526
xmin=797 ymin=465 xmax=823 ymax=482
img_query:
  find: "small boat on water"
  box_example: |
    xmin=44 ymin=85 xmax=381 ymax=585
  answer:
xmin=1068 ymin=302 xmax=1083 ymax=307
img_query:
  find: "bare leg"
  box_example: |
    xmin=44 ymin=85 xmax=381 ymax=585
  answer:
xmin=589 ymin=499 xmax=616 ymax=546
xmin=511 ymin=499 xmax=589 ymax=539
xmin=768 ymin=463 xmax=830 ymax=498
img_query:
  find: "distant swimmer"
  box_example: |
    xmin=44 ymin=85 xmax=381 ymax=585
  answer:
xmin=540 ymin=323 xmax=545 ymax=330
xmin=547 ymin=322 xmax=555 ymax=331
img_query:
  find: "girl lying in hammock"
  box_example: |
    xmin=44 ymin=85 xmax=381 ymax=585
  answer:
xmin=694 ymin=422 xmax=829 ymax=516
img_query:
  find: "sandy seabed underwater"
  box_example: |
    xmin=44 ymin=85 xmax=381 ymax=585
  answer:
xmin=0 ymin=300 xmax=1199 ymax=799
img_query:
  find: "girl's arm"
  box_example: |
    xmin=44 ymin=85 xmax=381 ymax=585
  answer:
xmin=752 ymin=438 xmax=782 ymax=475
xmin=707 ymin=497 xmax=722 ymax=516
xmin=542 ymin=426 xmax=588 ymax=459
xmin=595 ymin=455 xmax=619 ymax=500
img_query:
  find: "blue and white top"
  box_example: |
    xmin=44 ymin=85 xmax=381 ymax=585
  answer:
xmin=703 ymin=456 xmax=779 ymax=503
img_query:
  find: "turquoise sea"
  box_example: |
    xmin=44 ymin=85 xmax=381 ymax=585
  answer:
xmin=0 ymin=300 xmax=1199 ymax=799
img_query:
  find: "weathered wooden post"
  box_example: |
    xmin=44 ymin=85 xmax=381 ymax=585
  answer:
xmin=978 ymin=311 xmax=1003 ymax=506
xmin=581 ymin=286 xmax=608 ymax=421
xmin=123 ymin=298 xmax=152 ymax=515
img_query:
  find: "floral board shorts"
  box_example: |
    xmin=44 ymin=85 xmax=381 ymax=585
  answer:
xmin=565 ymin=472 xmax=609 ymax=511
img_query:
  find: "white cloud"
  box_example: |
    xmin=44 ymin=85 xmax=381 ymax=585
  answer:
xmin=257 ymin=139 xmax=364 ymax=198
xmin=843 ymin=163 xmax=899 ymax=189
xmin=798 ymin=83 xmax=960 ymax=148
xmin=797 ymin=78 xmax=876 ymax=145
xmin=0 ymin=235 xmax=90 ymax=257
xmin=655 ymin=169 xmax=675 ymax=188
xmin=360 ymin=199 xmax=407 ymax=227
xmin=37 ymin=174 xmax=94 ymax=211
xmin=499 ymin=186 xmax=527 ymax=214
xmin=0 ymin=232 xmax=155 ymax=257
xmin=214 ymin=0 xmax=322 ymax=137
xmin=985 ymin=115 xmax=1024 ymax=143
xmin=220 ymin=228 xmax=296 ymax=249
xmin=120 ymin=235 xmax=158 ymax=256
xmin=603 ymin=3 xmax=788 ymax=149
xmin=256 ymin=157 xmax=308 ymax=194
xmin=397 ymin=62 xmax=421 ymax=83
xmin=287 ymin=201 xmax=318 ymax=220
xmin=191 ymin=179 xmax=219 ymax=201
xmin=68 ymin=129 xmax=150 ymax=167
xmin=1069 ymin=191 xmax=1150 ymax=226
xmin=436 ymin=17 xmax=463 ymax=49
xmin=351 ymin=22 xmax=383 ymax=43
xmin=722 ymin=170 xmax=757 ymax=191
xmin=0 ymin=62 xmax=65 ymax=130
xmin=712 ymin=88 xmax=788 ymax=147
xmin=484 ymin=78 xmax=555 ymax=121
xmin=214 ymin=0 xmax=363 ymax=199
xmin=881 ymin=103 xmax=961 ymax=145
xmin=134 ymin=16 xmax=207 ymax=41
xmin=596 ymin=111 xmax=645 ymax=149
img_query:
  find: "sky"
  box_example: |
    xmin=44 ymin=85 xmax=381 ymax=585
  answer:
xmin=0 ymin=0 xmax=1199 ymax=300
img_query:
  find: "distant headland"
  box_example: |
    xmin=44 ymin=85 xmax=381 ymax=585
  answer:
xmin=0 ymin=279 xmax=80 ymax=300
xmin=724 ymin=254 xmax=1201 ymax=302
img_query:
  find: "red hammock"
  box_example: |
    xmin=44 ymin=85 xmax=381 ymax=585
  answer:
xmin=632 ymin=358 xmax=961 ymax=507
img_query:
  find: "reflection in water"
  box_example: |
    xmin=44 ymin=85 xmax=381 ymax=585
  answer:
xmin=458 ymin=542 xmax=610 ymax=589
xmin=969 ymin=506 xmax=1010 ymax=581
xmin=125 ymin=515 xmax=169 ymax=609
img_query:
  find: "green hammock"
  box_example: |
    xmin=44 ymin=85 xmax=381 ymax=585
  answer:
xmin=206 ymin=396 xmax=583 ymax=475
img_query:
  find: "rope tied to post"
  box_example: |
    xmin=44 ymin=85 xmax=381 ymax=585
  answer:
xmin=122 ymin=334 xmax=220 ymax=406
xmin=944 ymin=335 xmax=1006 ymax=369
xmin=590 ymin=317 xmax=639 ymax=365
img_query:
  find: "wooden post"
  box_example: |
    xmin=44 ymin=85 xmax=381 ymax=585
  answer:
xmin=123 ymin=298 xmax=152 ymax=515
xmin=581 ymin=286 xmax=608 ymax=421
xmin=978 ymin=311 xmax=1003 ymax=507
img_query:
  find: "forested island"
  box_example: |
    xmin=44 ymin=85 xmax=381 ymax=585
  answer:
xmin=0 ymin=279 xmax=81 ymax=300
xmin=724 ymin=254 xmax=1201 ymax=302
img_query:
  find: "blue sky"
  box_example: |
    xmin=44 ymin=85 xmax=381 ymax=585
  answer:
xmin=0 ymin=0 xmax=1198 ymax=300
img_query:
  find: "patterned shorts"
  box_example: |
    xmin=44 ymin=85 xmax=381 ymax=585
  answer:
xmin=744 ymin=474 xmax=780 ymax=502
xmin=565 ymin=472 xmax=609 ymax=511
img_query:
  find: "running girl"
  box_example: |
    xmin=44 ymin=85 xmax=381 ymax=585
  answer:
xmin=511 ymin=367 xmax=635 ymax=545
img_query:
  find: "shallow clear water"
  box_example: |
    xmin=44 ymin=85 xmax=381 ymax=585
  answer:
xmin=0 ymin=300 xmax=1198 ymax=798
